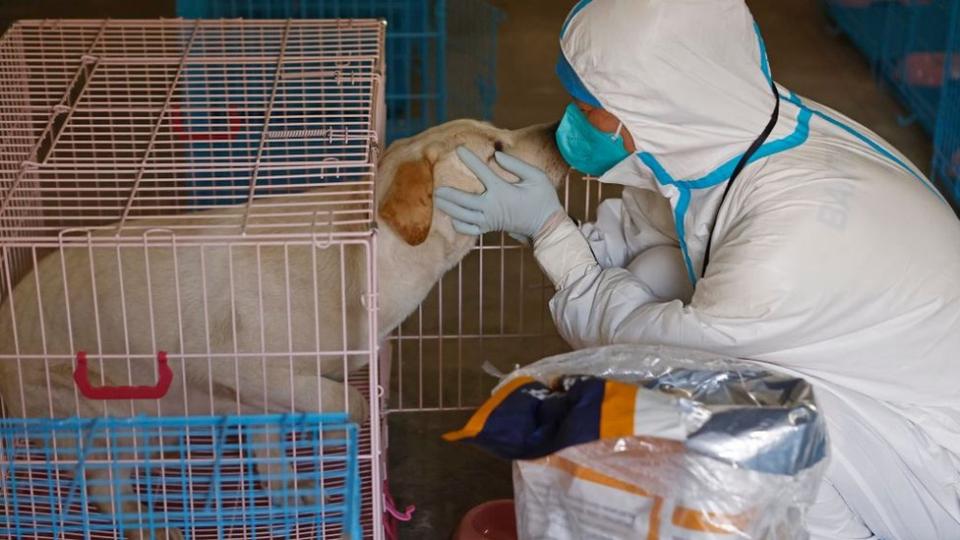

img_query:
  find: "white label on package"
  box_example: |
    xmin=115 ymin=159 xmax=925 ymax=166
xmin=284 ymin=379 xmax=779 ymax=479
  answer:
xmin=516 ymin=458 xmax=659 ymax=539
xmin=515 ymin=457 xmax=747 ymax=540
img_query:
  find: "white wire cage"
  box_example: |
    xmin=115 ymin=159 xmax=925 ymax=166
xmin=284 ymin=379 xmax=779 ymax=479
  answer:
xmin=388 ymin=173 xmax=617 ymax=413
xmin=0 ymin=18 xmax=386 ymax=539
xmin=380 ymin=169 xmax=615 ymax=536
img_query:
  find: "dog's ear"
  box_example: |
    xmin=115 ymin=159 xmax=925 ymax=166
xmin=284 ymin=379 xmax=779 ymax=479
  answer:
xmin=379 ymin=157 xmax=434 ymax=246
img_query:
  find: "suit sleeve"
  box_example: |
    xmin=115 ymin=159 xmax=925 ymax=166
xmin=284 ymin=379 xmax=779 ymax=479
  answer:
xmin=534 ymin=214 xmax=748 ymax=354
xmin=579 ymin=188 xmax=680 ymax=270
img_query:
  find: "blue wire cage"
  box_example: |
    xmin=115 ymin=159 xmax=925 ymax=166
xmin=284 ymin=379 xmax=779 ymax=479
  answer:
xmin=932 ymin=1 xmax=960 ymax=202
xmin=824 ymin=0 xmax=960 ymax=206
xmin=823 ymin=0 xmax=953 ymax=133
xmin=0 ymin=414 xmax=360 ymax=539
xmin=171 ymin=20 xmax=384 ymax=206
xmin=823 ymin=0 xmax=894 ymax=71
xmin=176 ymin=0 xmax=505 ymax=143
xmin=879 ymin=0 xmax=957 ymax=136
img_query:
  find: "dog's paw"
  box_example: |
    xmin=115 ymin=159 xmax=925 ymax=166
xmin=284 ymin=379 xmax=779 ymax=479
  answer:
xmin=270 ymin=491 xmax=304 ymax=508
xmin=344 ymin=383 xmax=369 ymax=423
xmin=265 ymin=476 xmax=312 ymax=508
xmin=126 ymin=528 xmax=184 ymax=540
xmin=316 ymin=377 xmax=369 ymax=423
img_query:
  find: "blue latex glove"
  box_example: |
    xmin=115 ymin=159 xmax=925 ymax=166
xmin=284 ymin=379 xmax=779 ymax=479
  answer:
xmin=435 ymin=147 xmax=563 ymax=240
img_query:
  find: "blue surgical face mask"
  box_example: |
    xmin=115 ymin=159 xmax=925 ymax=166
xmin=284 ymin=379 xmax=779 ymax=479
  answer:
xmin=555 ymin=102 xmax=631 ymax=176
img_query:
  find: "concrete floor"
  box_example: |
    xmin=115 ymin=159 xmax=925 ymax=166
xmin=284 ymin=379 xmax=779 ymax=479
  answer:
xmin=0 ymin=1 xmax=934 ymax=539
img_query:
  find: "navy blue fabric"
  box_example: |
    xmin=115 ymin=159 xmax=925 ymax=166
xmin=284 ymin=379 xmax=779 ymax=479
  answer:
xmin=555 ymin=51 xmax=602 ymax=108
xmin=460 ymin=377 xmax=607 ymax=460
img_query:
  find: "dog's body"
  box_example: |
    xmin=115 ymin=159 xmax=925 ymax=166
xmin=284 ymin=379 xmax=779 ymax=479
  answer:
xmin=0 ymin=120 xmax=564 ymax=538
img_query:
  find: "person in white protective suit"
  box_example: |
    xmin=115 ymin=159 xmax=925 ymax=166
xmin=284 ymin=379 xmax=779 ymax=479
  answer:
xmin=434 ymin=1 xmax=960 ymax=538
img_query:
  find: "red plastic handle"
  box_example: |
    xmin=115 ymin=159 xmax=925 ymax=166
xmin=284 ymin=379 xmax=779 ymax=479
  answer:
xmin=170 ymin=105 xmax=241 ymax=141
xmin=73 ymin=351 xmax=173 ymax=400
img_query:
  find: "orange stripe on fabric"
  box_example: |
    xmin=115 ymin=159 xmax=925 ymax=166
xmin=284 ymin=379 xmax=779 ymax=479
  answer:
xmin=599 ymin=380 xmax=638 ymax=440
xmin=647 ymin=497 xmax=663 ymax=540
xmin=442 ymin=376 xmax=536 ymax=442
xmin=671 ymin=506 xmax=750 ymax=533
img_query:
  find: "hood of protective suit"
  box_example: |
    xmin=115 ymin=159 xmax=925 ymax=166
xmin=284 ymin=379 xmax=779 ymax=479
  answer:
xmin=558 ymin=0 xmax=776 ymax=182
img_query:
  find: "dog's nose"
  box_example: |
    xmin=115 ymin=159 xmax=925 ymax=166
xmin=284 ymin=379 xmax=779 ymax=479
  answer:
xmin=547 ymin=121 xmax=560 ymax=136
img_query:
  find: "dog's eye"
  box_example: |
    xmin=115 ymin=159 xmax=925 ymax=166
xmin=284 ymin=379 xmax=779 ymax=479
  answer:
xmin=493 ymin=140 xmax=504 ymax=153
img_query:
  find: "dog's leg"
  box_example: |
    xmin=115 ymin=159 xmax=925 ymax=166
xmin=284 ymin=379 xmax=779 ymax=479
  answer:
xmin=249 ymin=375 xmax=367 ymax=509
xmin=125 ymin=529 xmax=185 ymax=540
xmin=82 ymin=435 xmax=185 ymax=540
xmin=249 ymin=426 xmax=300 ymax=508
xmin=298 ymin=377 xmax=368 ymax=507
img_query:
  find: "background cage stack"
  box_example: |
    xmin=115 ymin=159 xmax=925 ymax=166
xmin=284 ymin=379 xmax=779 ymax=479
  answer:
xmin=176 ymin=0 xmax=505 ymax=143
xmin=0 ymin=19 xmax=386 ymax=539
xmin=823 ymin=0 xmax=960 ymax=205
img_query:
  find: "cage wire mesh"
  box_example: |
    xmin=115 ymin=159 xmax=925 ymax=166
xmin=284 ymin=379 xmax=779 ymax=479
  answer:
xmin=931 ymin=1 xmax=960 ymax=203
xmin=387 ymin=172 xmax=620 ymax=413
xmin=822 ymin=0 xmax=894 ymax=73
xmin=824 ymin=0 xmax=960 ymax=206
xmin=0 ymin=19 xmax=385 ymax=539
xmin=0 ymin=414 xmax=360 ymax=539
xmin=444 ymin=0 xmax=503 ymax=123
xmin=881 ymin=0 xmax=957 ymax=135
xmin=176 ymin=0 xmax=505 ymax=143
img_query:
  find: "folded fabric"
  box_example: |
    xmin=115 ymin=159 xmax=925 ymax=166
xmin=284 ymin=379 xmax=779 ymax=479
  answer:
xmin=443 ymin=374 xmax=688 ymax=460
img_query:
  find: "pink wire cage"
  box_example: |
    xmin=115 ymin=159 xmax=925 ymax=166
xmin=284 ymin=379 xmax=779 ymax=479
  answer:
xmin=0 ymin=16 xmax=620 ymax=540
xmin=0 ymin=18 xmax=387 ymax=539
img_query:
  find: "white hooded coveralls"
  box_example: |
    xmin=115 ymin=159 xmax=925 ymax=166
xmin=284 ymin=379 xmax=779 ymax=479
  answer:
xmin=540 ymin=1 xmax=960 ymax=538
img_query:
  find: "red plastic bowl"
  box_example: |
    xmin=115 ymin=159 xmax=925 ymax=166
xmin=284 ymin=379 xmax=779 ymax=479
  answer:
xmin=454 ymin=499 xmax=518 ymax=540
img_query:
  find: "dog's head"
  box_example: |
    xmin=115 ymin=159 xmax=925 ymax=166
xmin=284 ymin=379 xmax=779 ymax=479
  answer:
xmin=376 ymin=120 xmax=568 ymax=255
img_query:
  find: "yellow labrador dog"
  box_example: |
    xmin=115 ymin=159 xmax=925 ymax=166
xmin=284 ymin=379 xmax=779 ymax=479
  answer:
xmin=0 ymin=120 xmax=565 ymax=539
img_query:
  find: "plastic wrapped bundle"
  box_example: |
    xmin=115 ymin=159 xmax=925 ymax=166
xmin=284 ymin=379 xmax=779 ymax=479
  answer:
xmin=446 ymin=345 xmax=829 ymax=539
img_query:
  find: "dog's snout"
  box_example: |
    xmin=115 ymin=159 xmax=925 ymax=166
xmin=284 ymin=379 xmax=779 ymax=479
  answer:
xmin=547 ymin=121 xmax=560 ymax=136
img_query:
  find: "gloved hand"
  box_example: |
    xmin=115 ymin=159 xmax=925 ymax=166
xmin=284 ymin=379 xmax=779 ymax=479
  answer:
xmin=435 ymin=147 xmax=564 ymax=241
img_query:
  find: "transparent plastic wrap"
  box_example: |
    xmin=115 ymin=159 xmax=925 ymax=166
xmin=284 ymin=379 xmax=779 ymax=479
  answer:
xmin=477 ymin=344 xmax=828 ymax=539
